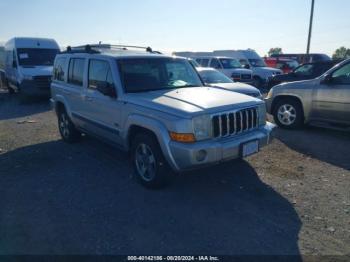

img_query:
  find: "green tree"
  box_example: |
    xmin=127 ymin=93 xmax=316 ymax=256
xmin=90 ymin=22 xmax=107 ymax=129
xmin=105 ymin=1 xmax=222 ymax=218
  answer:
xmin=332 ymin=47 xmax=350 ymax=60
xmin=268 ymin=47 xmax=283 ymax=57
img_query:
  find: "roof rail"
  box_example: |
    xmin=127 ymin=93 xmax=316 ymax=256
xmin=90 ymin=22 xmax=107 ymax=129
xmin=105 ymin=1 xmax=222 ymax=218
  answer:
xmin=62 ymin=44 xmax=158 ymax=54
xmin=63 ymin=45 xmax=101 ymax=54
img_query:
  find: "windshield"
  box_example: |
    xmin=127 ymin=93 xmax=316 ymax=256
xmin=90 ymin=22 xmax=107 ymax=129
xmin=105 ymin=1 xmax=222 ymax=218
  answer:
xmin=118 ymin=58 xmax=203 ymax=93
xmin=219 ymin=58 xmax=242 ymax=69
xmin=199 ymin=70 xmax=233 ymax=84
xmin=286 ymin=60 xmax=299 ymax=69
xmin=248 ymin=59 xmax=266 ymax=67
xmin=17 ymin=48 xmax=59 ymax=66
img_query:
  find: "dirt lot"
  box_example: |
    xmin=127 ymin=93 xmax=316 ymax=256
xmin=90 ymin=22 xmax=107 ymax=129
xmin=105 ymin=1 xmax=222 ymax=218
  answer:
xmin=0 ymin=90 xmax=349 ymax=258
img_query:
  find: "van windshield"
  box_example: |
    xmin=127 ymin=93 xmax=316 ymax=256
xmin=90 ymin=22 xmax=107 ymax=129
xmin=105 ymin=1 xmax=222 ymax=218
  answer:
xmin=248 ymin=59 xmax=267 ymax=67
xmin=17 ymin=48 xmax=59 ymax=66
xmin=118 ymin=58 xmax=203 ymax=93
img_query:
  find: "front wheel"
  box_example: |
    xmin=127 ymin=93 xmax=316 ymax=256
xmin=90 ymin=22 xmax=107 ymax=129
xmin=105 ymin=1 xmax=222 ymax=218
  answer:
xmin=131 ymin=133 xmax=173 ymax=189
xmin=273 ymin=99 xmax=304 ymax=129
xmin=58 ymin=109 xmax=81 ymax=143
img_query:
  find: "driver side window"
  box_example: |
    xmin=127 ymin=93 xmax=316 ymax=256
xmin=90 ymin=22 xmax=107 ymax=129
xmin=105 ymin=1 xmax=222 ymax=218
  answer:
xmin=331 ymin=63 xmax=350 ymax=85
xmin=294 ymin=64 xmax=313 ymax=76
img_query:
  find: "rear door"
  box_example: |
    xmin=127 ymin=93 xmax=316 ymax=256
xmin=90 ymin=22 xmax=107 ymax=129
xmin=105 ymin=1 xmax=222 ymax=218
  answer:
xmin=65 ymin=57 xmax=87 ymax=127
xmin=80 ymin=58 xmax=123 ymax=144
xmin=311 ymin=62 xmax=350 ymax=124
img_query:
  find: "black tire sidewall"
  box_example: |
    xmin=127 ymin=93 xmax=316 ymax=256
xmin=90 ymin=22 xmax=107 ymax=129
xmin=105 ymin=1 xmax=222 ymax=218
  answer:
xmin=58 ymin=110 xmax=80 ymax=143
xmin=131 ymin=134 xmax=172 ymax=188
xmin=273 ymin=99 xmax=303 ymax=129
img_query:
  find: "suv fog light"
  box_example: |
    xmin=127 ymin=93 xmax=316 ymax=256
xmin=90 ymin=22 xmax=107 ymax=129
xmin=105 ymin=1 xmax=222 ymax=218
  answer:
xmin=196 ymin=150 xmax=207 ymax=162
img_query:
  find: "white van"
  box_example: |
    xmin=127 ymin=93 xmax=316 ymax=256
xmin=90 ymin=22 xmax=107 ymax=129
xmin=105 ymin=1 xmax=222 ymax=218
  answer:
xmin=213 ymin=50 xmax=283 ymax=87
xmin=4 ymin=37 xmax=60 ymax=97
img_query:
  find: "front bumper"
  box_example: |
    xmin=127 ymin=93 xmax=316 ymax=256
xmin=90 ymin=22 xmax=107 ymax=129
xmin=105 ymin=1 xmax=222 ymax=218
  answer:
xmin=167 ymin=122 xmax=275 ymax=171
xmin=19 ymin=79 xmax=51 ymax=97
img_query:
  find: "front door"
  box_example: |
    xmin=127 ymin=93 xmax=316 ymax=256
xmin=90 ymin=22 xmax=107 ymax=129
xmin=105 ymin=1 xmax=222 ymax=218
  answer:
xmin=312 ymin=62 xmax=350 ymax=124
xmin=80 ymin=59 xmax=123 ymax=145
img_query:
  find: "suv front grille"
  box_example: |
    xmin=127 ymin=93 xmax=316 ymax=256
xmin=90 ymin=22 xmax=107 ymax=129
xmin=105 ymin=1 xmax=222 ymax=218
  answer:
xmin=241 ymin=74 xmax=252 ymax=80
xmin=212 ymin=107 xmax=259 ymax=138
xmin=33 ymin=76 xmax=51 ymax=89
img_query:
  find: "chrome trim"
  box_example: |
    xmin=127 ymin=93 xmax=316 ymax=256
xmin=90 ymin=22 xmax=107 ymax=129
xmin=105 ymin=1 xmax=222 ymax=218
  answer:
xmin=211 ymin=106 xmax=259 ymax=139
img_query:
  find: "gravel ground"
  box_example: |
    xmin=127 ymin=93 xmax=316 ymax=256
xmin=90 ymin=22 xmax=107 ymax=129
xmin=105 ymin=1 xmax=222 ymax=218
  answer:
xmin=0 ymin=90 xmax=349 ymax=258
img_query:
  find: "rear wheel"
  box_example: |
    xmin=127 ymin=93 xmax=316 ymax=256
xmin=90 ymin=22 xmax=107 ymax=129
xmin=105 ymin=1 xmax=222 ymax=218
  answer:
xmin=58 ymin=109 xmax=81 ymax=143
xmin=273 ymin=99 xmax=304 ymax=129
xmin=131 ymin=133 xmax=173 ymax=189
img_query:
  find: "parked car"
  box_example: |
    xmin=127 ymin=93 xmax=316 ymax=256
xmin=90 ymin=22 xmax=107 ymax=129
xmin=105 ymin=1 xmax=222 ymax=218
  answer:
xmin=192 ymin=56 xmax=253 ymax=85
xmin=212 ymin=50 xmax=283 ymax=88
xmin=51 ymin=44 xmax=275 ymax=188
xmin=270 ymin=53 xmax=331 ymax=64
xmin=4 ymin=37 xmax=60 ymax=98
xmin=264 ymin=57 xmax=299 ymax=74
xmin=196 ymin=67 xmax=262 ymax=99
xmin=265 ymin=59 xmax=350 ymax=129
xmin=268 ymin=61 xmax=337 ymax=88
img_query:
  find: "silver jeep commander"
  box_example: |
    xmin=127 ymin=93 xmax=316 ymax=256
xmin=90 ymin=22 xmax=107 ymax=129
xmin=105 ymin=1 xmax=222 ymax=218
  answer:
xmin=51 ymin=44 xmax=275 ymax=188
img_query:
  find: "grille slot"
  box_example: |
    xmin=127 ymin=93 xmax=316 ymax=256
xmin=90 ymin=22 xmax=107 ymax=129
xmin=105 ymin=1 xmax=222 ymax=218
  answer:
xmin=33 ymin=76 xmax=51 ymax=90
xmin=212 ymin=107 xmax=259 ymax=138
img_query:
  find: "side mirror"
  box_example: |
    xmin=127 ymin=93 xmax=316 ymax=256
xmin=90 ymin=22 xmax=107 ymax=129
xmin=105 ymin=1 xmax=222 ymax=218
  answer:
xmin=97 ymin=82 xmax=117 ymax=98
xmin=12 ymin=60 xmax=17 ymax=68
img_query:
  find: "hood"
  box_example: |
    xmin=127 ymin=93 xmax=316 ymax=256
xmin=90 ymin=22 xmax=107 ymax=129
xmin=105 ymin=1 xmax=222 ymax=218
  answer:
xmin=274 ymin=78 xmax=317 ymax=91
xmin=125 ymin=87 xmax=262 ymax=117
xmin=209 ymin=83 xmax=261 ymax=97
xmin=19 ymin=66 xmax=53 ymax=77
xmin=253 ymin=66 xmax=282 ymax=76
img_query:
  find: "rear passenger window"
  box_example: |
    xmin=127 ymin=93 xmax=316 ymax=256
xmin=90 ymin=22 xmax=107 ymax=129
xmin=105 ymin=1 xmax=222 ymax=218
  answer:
xmin=88 ymin=60 xmax=114 ymax=89
xmin=68 ymin=58 xmax=85 ymax=86
xmin=53 ymin=57 xmax=66 ymax=81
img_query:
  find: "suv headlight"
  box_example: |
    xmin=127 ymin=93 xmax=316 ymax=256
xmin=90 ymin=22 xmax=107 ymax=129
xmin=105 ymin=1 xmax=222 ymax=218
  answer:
xmin=192 ymin=115 xmax=212 ymax=141
xmin=258 ymin=103 xmax=267 ymax=126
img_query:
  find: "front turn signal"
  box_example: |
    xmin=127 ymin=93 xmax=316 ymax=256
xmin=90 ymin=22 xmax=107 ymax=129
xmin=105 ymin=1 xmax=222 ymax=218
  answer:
xmin=169 ymin=132 xmax=196 ymax=143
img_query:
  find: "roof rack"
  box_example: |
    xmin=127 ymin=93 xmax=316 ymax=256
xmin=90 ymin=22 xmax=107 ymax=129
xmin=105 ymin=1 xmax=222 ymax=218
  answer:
xmin=62 ymin=44 xmax=159 ymax=54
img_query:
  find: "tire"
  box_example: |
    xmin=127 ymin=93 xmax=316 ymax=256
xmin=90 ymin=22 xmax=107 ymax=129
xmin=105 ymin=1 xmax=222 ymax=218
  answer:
xmin=57 ymin=108 xmax=81 ymax=143
xmin=273 ymin=98 xmax=304 ymax=129
xmin=131 ymin=133 xmax=173 ymax=189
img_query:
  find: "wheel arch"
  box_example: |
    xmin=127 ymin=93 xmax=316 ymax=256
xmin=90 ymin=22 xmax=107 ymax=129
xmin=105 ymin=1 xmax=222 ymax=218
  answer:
xmin=124 ymin=114 xmax=179 ymax=171
xmin=271 ymin=95 xmax=305 ymax=118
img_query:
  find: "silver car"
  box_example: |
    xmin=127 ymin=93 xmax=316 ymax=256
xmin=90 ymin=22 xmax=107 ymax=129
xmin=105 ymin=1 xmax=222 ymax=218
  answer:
xmin=51 ymin=44 xmax=275 ymax=188
xmin=196 ymin=67 xmax=262 ymax=99
xmin=265 ymin=59 xmax=350 ymax=129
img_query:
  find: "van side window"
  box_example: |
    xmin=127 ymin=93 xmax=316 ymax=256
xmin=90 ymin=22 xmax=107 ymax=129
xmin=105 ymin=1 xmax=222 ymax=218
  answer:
xmin=68 ymin=58 xmax=85 ymax=86
xmin=88 ymin=60 xmax=114 ymax=89
xmin=53 ymin=57 xmax=67 ymax=81
xmin=209 ymin=58 xmax=221 ymax=69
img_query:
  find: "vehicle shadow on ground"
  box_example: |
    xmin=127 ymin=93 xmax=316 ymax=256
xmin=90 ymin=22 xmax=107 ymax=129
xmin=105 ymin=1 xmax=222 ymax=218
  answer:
xmin=275 ymin=126 xmax=350 ymax=170
xmin=0 ymin=90 xmax=51 ymax=121
xmin=0 ymin=139 xmax=301 ymax=257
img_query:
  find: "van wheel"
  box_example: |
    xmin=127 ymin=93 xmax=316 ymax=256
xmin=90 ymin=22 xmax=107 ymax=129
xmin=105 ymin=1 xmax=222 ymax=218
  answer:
xmin=131 ymin=133 xmax=173 ymax=189
xmin=58 ymin=109 xmax=81 ymax=143
xmin=273 ymin=99 xmax=304 ymax=129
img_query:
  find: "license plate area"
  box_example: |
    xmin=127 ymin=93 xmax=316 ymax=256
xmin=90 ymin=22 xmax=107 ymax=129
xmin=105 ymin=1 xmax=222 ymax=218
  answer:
xmin=241 ymin=140 xmax=259 ymax=157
